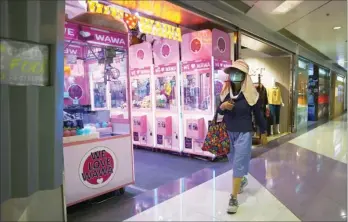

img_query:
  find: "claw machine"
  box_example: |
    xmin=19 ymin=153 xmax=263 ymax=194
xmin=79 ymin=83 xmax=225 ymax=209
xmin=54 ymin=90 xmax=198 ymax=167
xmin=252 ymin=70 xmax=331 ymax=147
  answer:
xmin=62 ymin=15 xmax=134 ymax=207
xmin=153 ymin=39 xmax=182 ymax=152
xmin=181 ymin=29 xmax=231 ymax=157
xmin=129 ymin=42 xmax=155 ymax=147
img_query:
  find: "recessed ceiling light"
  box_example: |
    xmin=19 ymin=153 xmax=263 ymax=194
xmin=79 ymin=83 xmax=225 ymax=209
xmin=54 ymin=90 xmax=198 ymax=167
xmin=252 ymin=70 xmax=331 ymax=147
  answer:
xmin=333 ymin=26 xmax=341 ymax=30
xmin=272 ymin=0 xmax=303 ymax=14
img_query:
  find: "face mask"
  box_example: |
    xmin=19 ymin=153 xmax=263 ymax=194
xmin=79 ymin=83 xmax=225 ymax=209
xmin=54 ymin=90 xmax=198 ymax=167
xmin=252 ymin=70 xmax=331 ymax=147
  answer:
xmin=229 ymin=70 xmax=245 ymax=83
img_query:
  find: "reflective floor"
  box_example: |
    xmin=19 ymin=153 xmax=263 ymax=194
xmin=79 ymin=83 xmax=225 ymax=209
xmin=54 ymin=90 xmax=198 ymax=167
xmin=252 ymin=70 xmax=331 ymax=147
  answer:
xmin=68 ymin=114 xmax=347 ymax=221
xmin=290 ymin=115 xmax=347 ymax=163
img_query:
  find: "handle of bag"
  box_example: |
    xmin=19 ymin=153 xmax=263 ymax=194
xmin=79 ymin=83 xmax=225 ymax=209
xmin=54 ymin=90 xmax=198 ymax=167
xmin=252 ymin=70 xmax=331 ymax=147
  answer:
xmin=212 ymin=101 xmax=223 ymax=124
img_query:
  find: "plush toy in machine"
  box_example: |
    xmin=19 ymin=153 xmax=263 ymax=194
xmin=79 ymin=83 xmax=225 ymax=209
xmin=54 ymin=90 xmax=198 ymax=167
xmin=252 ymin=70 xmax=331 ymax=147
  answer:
xmin=156 ymin=94 xmax=167 ymax=108
xmin=140 ymin=95 xmax=151 ymax=108
xmin=120 ymin=102 xmax=127 ymax=109
xmin=164 ymin=82 xmax=172 ymax=97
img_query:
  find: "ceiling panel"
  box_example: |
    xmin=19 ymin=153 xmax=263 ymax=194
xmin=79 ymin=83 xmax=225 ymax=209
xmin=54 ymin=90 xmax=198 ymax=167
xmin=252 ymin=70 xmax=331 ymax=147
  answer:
xmin=286 ymin=0 xmax=347 ymax=68
xmin=242 ymin=0 xmax=259 ymax=7
xmin=241 ymin=34 xmax=289 ymax=57
xmin=245 ymin=0 xmax=329 ymax=31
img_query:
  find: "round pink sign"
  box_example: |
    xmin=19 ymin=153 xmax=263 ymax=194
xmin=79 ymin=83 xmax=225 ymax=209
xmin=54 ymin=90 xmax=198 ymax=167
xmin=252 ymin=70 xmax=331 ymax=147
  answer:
xmin=136 ymin=49 xmax=145 ymax=60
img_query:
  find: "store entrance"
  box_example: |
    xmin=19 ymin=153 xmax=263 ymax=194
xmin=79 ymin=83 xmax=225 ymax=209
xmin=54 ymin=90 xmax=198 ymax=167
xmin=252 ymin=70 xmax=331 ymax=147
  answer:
xmin=64 ymin=1 xmax=237 ymax=217
xmin=296 ymin=58 xmax=330 ymax=130
xmin=239 ymin=34 xmax=293 ymax=145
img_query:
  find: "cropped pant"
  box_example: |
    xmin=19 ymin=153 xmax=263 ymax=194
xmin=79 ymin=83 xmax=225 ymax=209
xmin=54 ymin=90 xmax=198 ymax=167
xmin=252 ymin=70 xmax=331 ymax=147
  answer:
xmin=227 ymin=131 xmax=252 ymax=178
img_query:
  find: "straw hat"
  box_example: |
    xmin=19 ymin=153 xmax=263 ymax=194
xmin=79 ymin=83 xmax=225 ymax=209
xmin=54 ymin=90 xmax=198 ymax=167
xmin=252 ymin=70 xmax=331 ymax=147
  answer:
xmin=223 ymin=59 xmax=249 ymax=75
xmin=220 ymin=59 xmax=259 ymax=106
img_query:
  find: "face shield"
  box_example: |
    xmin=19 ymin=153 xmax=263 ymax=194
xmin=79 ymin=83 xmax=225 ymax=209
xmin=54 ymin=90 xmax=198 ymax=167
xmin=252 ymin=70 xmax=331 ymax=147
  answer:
xmin=229 ymin=68 xmax=246 ymax=83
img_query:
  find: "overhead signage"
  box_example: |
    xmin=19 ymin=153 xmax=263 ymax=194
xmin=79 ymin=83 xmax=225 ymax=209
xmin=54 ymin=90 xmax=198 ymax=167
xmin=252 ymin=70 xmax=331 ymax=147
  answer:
xmin=0 ymin=38 xmax=49 ymax=86
xmin=64 ymin=22 xmax=127 ymax=49
xmin=86 ymin=0 xmax=182 ymax=42
xmin=87 ymin=0 xmax=124 ymax=20
xmin=138 ymin=17 xmax=182 ymax=42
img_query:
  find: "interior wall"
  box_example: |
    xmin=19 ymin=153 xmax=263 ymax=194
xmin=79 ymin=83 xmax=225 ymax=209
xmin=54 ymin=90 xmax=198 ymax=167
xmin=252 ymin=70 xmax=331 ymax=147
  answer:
xmin=243 ymin=56 xmax=292 ymax=133
xmin=0 ymin=0 xmax=66 ymax=221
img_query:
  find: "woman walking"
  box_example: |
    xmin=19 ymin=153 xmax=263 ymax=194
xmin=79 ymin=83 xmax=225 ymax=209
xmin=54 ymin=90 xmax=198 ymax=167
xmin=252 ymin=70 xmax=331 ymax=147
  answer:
xmin=217 ymin=59 xmax=267 ymax=214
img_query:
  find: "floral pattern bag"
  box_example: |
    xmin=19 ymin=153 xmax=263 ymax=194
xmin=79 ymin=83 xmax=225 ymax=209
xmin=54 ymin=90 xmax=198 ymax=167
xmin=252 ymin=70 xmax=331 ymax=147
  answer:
xmin=202 ymin=110 xmax=230 ymax=156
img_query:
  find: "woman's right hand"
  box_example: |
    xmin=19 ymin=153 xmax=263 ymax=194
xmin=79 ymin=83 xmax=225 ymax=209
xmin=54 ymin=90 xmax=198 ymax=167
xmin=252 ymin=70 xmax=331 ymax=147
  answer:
xmin=220 ymin=101 xmax=234 ymax=111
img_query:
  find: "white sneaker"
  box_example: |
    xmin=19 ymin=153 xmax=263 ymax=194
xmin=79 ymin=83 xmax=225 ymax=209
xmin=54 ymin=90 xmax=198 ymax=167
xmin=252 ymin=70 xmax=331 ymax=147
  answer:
xmin=227 ymin=195 xmax=239 ymax=214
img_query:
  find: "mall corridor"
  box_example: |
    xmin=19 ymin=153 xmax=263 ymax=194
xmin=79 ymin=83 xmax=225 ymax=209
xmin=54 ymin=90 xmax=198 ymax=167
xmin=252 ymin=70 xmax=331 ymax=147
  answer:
xmin=1 ymin=1 xmax=347 ymax=221
xmin=67 ymin=114 xmax=347 ymax=221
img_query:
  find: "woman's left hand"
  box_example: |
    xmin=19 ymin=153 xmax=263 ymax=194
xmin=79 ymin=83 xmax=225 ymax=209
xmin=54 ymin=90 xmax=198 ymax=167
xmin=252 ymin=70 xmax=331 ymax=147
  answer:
xmin=260 ymin=133 xmax=268 ymax=145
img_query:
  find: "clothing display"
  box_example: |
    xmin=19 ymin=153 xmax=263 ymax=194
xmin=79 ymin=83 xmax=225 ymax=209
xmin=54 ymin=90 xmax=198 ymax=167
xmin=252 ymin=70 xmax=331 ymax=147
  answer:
xmin=255 ymin=84 xmax=268 ymax=114
xmin=267 ymin=87 xmax=282 ymax=105
xmin=269 ymin=104 xmax=281 ymax=125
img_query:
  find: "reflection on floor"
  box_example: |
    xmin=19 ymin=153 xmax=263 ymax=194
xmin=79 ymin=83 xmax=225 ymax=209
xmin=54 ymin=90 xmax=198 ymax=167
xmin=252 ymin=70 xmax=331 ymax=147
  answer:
xmin=308 ymin=120 xmax=317 ymax=127
xmin=132 ymin=148 xmax=226 ymax=191
xmin=252 ymin=132 xmax=289 ymax=148
xmin=126 ymin=171 xmax=300 ymax=221
xmin=290 ymin=115 xmax=347 ymax=163
xmin=68 ymin=114 xmax=347 ymax=221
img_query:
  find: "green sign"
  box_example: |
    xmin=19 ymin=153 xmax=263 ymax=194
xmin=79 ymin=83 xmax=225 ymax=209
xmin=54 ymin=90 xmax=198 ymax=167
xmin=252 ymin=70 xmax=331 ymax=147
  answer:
xmin=0 ymin=39 xmax=49 ymax=86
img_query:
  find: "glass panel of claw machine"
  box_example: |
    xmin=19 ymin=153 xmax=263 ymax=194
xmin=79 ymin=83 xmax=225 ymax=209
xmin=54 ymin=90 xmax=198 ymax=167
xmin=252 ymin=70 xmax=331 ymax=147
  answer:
xmin=131 ymin=77 xmax=151 ymax=109
xmin=155 ymin=74 xmax=177 ymax=111
xmin=110 ymin=53 xmax=128 ymax=111
xmin=87 ymin=46 xmax=108 ymax=110
xmin=183 ymin=72 xmax=211 ymax=112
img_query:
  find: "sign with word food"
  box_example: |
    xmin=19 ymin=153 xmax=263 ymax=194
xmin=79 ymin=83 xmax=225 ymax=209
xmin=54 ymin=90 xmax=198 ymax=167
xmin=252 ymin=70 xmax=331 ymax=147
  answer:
xmin=0 ymin=38 xmax=49 ymax=86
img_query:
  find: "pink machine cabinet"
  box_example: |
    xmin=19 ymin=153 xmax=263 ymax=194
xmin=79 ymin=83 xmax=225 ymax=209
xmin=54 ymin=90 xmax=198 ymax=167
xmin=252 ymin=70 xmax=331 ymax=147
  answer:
xmin=132 ymin=115 xmax=148 ymax=145
xmin=63 ymin=20 xmax=134 ymax=207
xmin=153 ymin=39 xmax=182 ymax=151
xmin=181 ymin=29 xmax=232 ymax=157
xmin=129 ymin=42 xmax=155 ymax=147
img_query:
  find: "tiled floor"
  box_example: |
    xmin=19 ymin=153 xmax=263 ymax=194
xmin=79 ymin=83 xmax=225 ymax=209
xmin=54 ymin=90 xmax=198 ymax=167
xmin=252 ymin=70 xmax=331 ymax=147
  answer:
xmin=290 ymin=115 xmax=347 ymax=163
xmin=126 ymin=171 xmax=300 ymax=221
xmin=68 ymin=114 xmax=347 ymax=221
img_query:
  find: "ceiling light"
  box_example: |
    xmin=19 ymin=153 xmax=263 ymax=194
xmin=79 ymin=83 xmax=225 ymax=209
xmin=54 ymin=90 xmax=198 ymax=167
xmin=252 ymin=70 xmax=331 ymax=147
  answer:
xmin=272 ymin=0 xmax=303 ymax=14
xmin=333 ymin=26 xmax=341 ymax=30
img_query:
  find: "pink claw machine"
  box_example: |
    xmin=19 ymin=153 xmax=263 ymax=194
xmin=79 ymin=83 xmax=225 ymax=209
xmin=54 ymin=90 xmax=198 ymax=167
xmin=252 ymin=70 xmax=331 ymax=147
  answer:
xmin=153 ymin=39 xmax=182 ymax=152
xmin=129 ymin=42 xmax=155 ymax=147
xmin=62 ymin=13 xmax=134 ymax=206
xmin=181 ymin=29 xmax=231 ymax=158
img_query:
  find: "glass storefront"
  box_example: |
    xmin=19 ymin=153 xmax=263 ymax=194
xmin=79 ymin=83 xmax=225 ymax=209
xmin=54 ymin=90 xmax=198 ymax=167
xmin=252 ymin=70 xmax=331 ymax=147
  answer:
xmin=318 ymin=67 xmax=330 ymax=119
xmin=296 ymin=58 xmax=310 ymax=130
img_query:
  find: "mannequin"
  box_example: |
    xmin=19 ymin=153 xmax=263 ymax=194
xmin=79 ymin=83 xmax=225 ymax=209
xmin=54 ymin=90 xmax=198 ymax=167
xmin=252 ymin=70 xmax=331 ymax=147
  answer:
xmin=267 ymin=77 xmax=284 ymax=134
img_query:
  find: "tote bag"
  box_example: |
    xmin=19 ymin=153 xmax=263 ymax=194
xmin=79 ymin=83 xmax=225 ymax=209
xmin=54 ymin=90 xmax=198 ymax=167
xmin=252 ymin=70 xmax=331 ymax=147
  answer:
xmin=202 ymin=110 xmax=230 ymax=156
